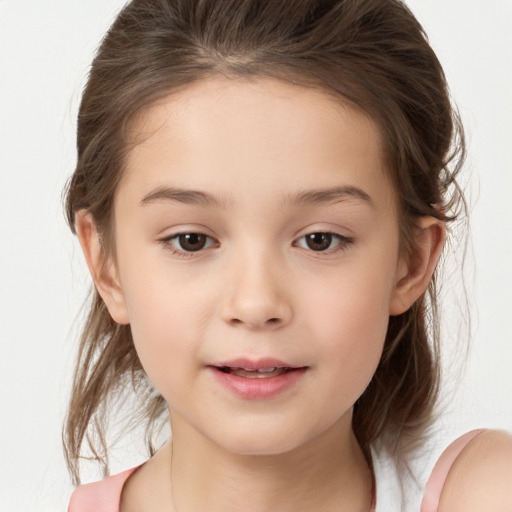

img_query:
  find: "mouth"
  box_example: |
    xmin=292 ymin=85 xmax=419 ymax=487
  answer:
xmin=215 ymin=366 xmax=300 ymax=379
xmin=208 ymin=358 xmax=308 ymax=399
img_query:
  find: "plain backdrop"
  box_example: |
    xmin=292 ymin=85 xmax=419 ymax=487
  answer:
xmin=1 ymin=1 xmax=511 ymax=510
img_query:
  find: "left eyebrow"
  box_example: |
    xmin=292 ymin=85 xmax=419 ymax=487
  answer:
xmin=285 ymin=186 xmax=374 ymax=208
xmin=140 ymin=185 xmax=373 ymax=209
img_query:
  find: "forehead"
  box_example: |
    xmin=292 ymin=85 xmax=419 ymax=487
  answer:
xmin=119 ymin=76 xmax=396 ymax=212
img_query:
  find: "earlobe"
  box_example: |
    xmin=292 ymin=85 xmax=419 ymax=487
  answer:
xmin=75 ymin=210 xmax=130 ymax=325
xmin=389 ymin=217 xmax=446 ymax=316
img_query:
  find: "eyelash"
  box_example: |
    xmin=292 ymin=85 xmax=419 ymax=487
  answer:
xmin=159 ymin=231 xmax=354 ymax=258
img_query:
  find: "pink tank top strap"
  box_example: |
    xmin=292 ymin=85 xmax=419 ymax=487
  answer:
xmin=420 ymin=429 xmax=486 ymax=512
xmin=68 ymin=466 xmax=139 ymax=512
xmin=369 ymin=472 xmax=376 ymax=512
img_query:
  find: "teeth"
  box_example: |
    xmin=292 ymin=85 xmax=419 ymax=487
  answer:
xmin=226 ymin=367 xmax=290 ymax=378
xmin=234 ymin=366 xmax=278 ymax=373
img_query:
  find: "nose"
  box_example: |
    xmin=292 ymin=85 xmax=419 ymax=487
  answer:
xmin=220 ymin=249 xmax=293 ymax=330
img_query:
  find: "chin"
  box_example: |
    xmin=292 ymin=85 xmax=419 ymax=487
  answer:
xmin=222 ymin=436 xmax=303 ymax=457
xmin=204 ymin=417 xmax=323 ymax=458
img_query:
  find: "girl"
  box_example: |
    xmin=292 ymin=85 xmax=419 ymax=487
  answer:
xmin=63 ymin=0 xmax=512 ymax=511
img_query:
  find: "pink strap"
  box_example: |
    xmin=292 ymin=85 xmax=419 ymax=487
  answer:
xmin=68 ymin=466 xmax=139 ymax=512
xmin=420 ymin=429 xmax=485 ymax=512
xmin=369 ymin=472 xmax=376 ymax=512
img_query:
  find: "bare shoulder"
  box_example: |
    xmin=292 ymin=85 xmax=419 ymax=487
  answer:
xmin=438 ymin=429 xmax=512 ymax=512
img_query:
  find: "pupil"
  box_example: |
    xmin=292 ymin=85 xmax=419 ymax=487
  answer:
xmin=306 ymin=233 xmax=331 ymax=251
xmin=180 ymin=233 xmax=206 ymax=251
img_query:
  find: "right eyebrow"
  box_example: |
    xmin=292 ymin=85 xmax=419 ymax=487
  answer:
xmin=140 ymin=186 xmax=231 ymax=209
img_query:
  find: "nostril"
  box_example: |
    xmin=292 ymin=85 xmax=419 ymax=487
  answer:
xmin=229 ymin=317 xmax=280 ymax=325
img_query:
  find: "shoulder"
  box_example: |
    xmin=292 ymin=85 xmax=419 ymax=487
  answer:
xmin=68 ymin=467 xmax=139 ymax=512
xmin=438 ymin=429 xmax=512 ymax=512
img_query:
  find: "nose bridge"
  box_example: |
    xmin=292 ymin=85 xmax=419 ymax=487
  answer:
xmin=221 ymin=239 xmax=292 ymax=330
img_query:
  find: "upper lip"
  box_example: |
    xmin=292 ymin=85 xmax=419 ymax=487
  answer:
xmin=210 ymin=358 xmax=304 ymax=370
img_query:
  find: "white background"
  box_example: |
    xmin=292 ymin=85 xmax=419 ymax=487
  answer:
xmin=1 ymin=1 xmax=511 ymax=510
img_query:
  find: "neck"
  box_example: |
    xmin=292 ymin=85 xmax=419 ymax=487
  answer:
xmin=166 ymin=412 xmax=373 ymax=512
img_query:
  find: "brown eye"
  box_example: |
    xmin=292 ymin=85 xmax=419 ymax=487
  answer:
xmin=295 ymin=232 xmax=354 ymax=253
xmin=177 ymin=233 xmax=208 ymax=251
xmin=160 ymin=232 xmax=217 ymax=258
xmin=304 ymin=232 xmax=333 ymax=251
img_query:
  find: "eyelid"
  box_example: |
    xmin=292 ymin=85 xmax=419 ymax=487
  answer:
xmin=159 ymin=231 xmax=218 ymax=258
xmin=293 ymin=231 xmax=354 ymax=253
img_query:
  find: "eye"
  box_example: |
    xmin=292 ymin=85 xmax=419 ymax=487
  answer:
xmin=161 ymin=232 xmax=217 ymax=256
xmin=295 ymin=232 xmax=353 ymax=252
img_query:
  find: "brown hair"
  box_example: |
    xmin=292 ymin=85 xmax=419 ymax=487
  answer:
xmin=63 ymin=0 xmax=466 ymax=486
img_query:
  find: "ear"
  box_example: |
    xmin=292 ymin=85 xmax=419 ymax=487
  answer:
xmin=75 ymin=210 xmax=130 ymax=325
xmin=389 ymin=217 xmax=446 ymax=316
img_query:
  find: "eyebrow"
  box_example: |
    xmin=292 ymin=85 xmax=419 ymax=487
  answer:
xmin=285 ymin=186 xmax=373 ymax=208
xmin=140 ymin=185 xmax=373 ymax=209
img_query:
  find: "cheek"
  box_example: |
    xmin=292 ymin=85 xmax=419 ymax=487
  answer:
xmin=317 ymin=292 xmax=388 ymax=363
xmin=119 ymin=260 xmax=212 ymax=393
xmin=302 ymin=266 xmax=394 ymax=391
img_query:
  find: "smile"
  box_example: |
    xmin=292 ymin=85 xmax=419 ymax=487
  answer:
xmin=209 ymin=359 xmax=308 ymax=399
xmin=217 ymin=366 xmax=295 ymax=378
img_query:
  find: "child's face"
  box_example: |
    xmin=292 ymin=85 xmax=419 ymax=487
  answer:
xmin=107 ymin=77 xmax=409 ymax=455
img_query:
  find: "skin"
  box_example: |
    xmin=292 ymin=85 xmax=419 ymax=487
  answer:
xmin=438 ymin=429 xmax=512 ymax=512
xmin=77 ymin=77 xmax=448 ymax=511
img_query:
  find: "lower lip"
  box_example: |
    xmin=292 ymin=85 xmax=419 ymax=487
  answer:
xmin=209 ymin=367 xmax=307 ymax=399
